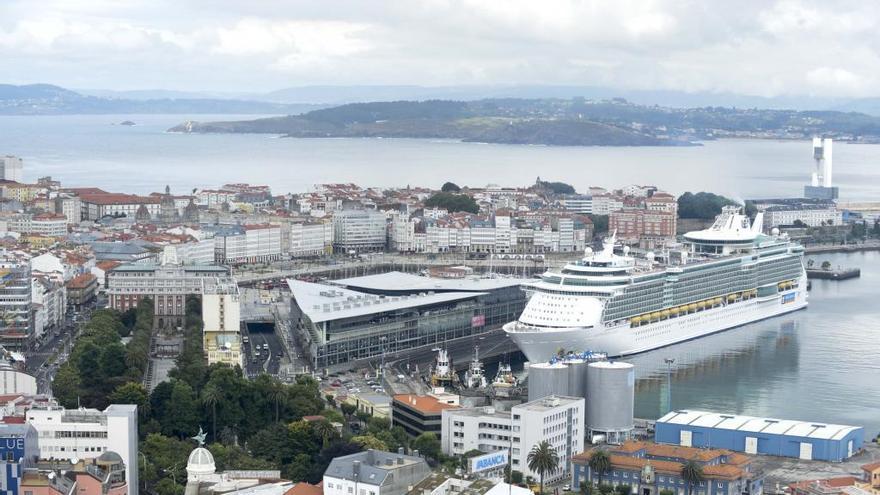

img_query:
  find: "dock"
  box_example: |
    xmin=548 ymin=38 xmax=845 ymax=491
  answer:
xmin=806 ymin=267 xmax=861 ymax=280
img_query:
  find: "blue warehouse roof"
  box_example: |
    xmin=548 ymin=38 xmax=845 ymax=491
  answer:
xmin=657 ymin=410 xmax=861 ymax=441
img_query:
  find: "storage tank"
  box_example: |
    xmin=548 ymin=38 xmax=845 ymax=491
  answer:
xmin=586 ymin=361 xmax=635 ymax=444
xmin=564 ymin=358 xmax=589 ymax=400
xmin=527 ymin=362 xmax=570 ymax=402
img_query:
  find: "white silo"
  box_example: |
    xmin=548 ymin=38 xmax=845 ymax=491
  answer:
xmin=586 ymin=361 xmax=635 ymax=444
xmin=527 ymin=362 xmax=570 ymax=402
xmin=565 ymin=358 xmax=589 ymax=400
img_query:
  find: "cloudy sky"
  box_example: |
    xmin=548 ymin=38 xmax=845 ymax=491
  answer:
xmin=1 ymin=0 xmax=878 ymax=97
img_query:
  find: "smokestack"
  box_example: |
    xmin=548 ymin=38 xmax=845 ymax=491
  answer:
xmin=353 ymin=460 xmax=361 ymax=478
xmin=823 ymin=138 xmax=833 ymax=187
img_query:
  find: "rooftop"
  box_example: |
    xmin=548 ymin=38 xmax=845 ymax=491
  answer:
xmin=288 ymin=279 xmax=484 ymax=324
xmin=393 ymin=394 xmax=460 ymax=415
xmin=657 ymin=410 xmax=862 ymax=440
xmin=325 ymin=449 xmax=428 ymax=485
xmin=332 ymin=271 xmax=527 ymax=293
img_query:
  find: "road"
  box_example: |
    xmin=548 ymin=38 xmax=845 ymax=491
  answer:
xmin=242 ymin=324 xmax=285 ymax=378
xmin=26 ymin=299 xmax=102 ymax=395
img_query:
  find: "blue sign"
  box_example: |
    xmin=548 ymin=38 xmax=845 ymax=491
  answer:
xmin=471 ymin=450 xmax=509 ymax=473
xmin=782 ymin=292 xmax=796 ymax=304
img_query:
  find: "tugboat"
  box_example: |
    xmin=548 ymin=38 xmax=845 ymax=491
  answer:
xmin=430 ymin=348 xmax=455 ymax=387
xmin=463 ymin=346 xmax=487 ymax=389
xmin=492 ymin=362 xmax=519 ymax=389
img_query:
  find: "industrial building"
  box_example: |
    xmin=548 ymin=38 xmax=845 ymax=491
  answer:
xmin=655 ymin=410 xmax=864 ymax=462
xmin=525 ymin=354 xmax=634 ymax=444
xmin=441 ymin=395 xmax=585 ymax=484
xmin=288 ymin=273 xmax=527 ymax=370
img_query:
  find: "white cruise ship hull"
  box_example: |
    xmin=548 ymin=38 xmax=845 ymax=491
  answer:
xmin=504 ymin=282 xmax=807 ymax=362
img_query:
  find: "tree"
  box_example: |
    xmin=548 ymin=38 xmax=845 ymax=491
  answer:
xmin=351 ymin=434 xmax=387 ymax=451
xmin=441 ymin=182 xmax=461 ymax=193
xmin=162 ymin=380 xmax=200 ymax=438
xmin=424 ymin=192 xmax=479 ymax=214
xmin=201 ymin=384 xmax=222 ymax=441
xmin=269 ymin=383 xmax=287 ymax=423
xmin=536 ymin=180 xmax=576 ymax=195
xmin=588 ymin=449 xmax=611 ymax=486
xmin=109 ymin=382 xmax=149 ymax=422
xmin=681 ymin=460 xmax=705 ymax=495
xmin=510 ymin=470 xmax=524 ymax=485
xmin=527 ymin=440 xmax=559 ymax=495
xmin=677 ymin=192 xmax=739 ymax=219
xmin=412 ymin=432 xmax=442 ymax=462
xmin=314 ymin=419 xmax=339 ymax=448
xmin=340 ymin=403 xmax=356 ymax=419
xmin=51 ymin=363 xmax=82 ymax=409
xmin=614 ymin=484 xmax=630 ymax=495
xmin=821 ymin=260 xmax=832 ymax=270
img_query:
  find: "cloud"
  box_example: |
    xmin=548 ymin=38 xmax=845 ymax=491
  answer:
xmin=1 ymin=0 xmax=880 ymax=98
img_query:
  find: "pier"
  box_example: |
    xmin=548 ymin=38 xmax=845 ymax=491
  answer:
xmin=806 ymin=267 xmax=861 ymax=280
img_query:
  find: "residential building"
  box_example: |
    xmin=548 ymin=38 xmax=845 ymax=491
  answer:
xmin=0 ymin=423 xmax=38 ymax=494
xmin=7 ymin=213 xmax=68 ymax=237
xmin=332 ymin=209 xmax=387 ymax=253
xmin=572 ymin=442 xmax=763 ymax=495
xmin=323 ymin=449 xmax=431 ymax=495
xmin=20 ymin=453 xmax=129 ymax=495
xmin=32 ymin=277 xmax=66 ymax=339
xmin=392 ymin=394 xmax=460 ymax=438
xmin=609 ymin=208 xmax=677 ymax=243
xmin=66 ymin=273 xmax=98 ymax=309
xmin=441 ymin=396 xmax=585 ymax=484
xmin=25 ymin=404 xmax=138 ymax=494
xmin=212 ymin=224 xmax=283 ymax=264
xmin=0 ymin=260 xmax=33 ymax=351
xmin=202 ymin=277 xmax=243 ymax=368
xmin=655 ymin=410 xmax=863 ymax=462
xmin=290 ymin=221 xmax=333 ymax=257
xmin=55 ymin=193 xmax=83 ymax=224
xmin=344 ymin=392 xmax=392 ymax=420
xmin=288 ymin=273 xmax=527 ymax=370
xmin=753 ymin=199 xmax=843 ymax=228
xmin=196 ymin=189 xmax=237 ymax=208
xmin=0 ymin=156 xmax=23 ymax=182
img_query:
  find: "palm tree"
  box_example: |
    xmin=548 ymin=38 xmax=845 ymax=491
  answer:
xmin=313 ymin=419 xmax=337 ymax=448
xmin=269 ymin=383 xmax=287 ymax=422
xmin=680 ymin=460 xmax=705 ymax=495
xmin=588 ymin=449 xmax=611 ymax=487
xmin=527 ymin=441 xmax=559 ymax=495
xmin=200 ymin=385 xmax=222 ymax=441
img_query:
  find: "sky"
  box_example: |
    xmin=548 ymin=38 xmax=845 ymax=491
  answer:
xmin=1 ymin=0 xmax=879 ymax=97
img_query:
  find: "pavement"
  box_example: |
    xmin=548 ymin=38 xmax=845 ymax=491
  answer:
xmin=242 ymin=324 xmax=285 ymax=378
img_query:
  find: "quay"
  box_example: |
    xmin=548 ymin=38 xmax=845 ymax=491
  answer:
xmin=807 ymin=267 xmax=861 ymax=280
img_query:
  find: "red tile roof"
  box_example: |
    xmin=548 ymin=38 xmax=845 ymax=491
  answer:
xmin=862 ymin=462 xmax=880 ymax=472
xmin=285 ymin=482 xmax=323 ymax=495
xmin=393 ymin=394 xmax=459 ymax=415
xmin=66 ymin=273 xmax=97 ymax=289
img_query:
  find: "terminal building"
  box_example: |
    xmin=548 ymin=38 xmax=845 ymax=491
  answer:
xmin=655 ymin=410 xmax=864 ymax=462
xmin=287 ymin=272 xmax=527 ymax=371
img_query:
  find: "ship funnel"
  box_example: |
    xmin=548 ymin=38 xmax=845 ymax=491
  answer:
xmin=751 ymin=212 xmax=763 ymax=233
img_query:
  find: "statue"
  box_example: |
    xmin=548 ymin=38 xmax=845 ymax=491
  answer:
xmin=192 ymin=427 xmax=207 ymax=447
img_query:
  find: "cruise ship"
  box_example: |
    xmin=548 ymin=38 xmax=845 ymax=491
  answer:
xmin=503 ymin=207 xmax=807 ymax=361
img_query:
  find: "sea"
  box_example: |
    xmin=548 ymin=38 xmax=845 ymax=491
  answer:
xmin=2 ymin=114 xmax=880 ymax=434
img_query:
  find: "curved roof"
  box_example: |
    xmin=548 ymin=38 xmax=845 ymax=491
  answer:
xmin=186 ymin=447 xmax=216 ymax=476
xmin=97 ymin=451 xmax=123 ymax=464
xmin=657 ymin=410 xmax=862 ymax=440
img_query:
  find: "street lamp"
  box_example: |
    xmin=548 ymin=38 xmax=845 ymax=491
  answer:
xmin=664 ymin=358 xmax=675 ymax=413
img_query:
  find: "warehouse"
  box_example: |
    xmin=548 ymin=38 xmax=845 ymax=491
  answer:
xmin=655 ymin=410 xmax=864 ymax=462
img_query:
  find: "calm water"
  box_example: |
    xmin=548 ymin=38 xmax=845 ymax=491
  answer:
xmin=629 ymin=251 xmax=880 ymax=435
xmin=4 ymin=114 xmax=880 ymax=199
xmin=2 ymin=114 xmax=880 ymax=433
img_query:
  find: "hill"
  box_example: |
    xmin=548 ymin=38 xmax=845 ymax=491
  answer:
xmin=0 ymin=84 xmax=322 ymax=115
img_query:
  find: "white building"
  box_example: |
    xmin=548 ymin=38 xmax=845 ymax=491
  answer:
xmin=202 ymin=277 xmax=242 ymax=367
xmin=764 ymin=204 xmax=842 ymax=228
xmin=591 ymin=195 xmax=625 ymax=215
xmin=332 ymin=209 xmax=387 ymax=253
xmin=56 ymin=194 xmax=83 ymax=224
xmin=196 ymin=189 xmax=237 ymax=208
xmin=289 ymin=221 xmax=332 ymax=257
xmin=441 ymin=395 xmax=584 ymax=484
xmin=0 ymin=156 xmax=23 ymax=182
xmin=213 ymin=224 xmax=283 ymax=264
xmin=323 ymin=449 xmax=432 ymax=495
xmin=26 ymin=403 xmax=139 ymax=495
xmin=31 ymin=277 xmax=66 ymax=338
xmin=7 ymin=213 xmax=68 ymax=237
xmin=173 ymin=238 xmax=217 ymax=265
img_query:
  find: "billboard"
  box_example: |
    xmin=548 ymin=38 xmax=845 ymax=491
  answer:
xmin=472 ymin=314 xmax=485 ymax=327
xmin=470 ymin=450 xmax=508 ymax=473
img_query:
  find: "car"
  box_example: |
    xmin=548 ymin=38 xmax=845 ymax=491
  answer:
xmin=276 ymin=352 xmax=283 ymax=357
xmin=263 ymin=344 xmax=269 ymax=350
xmin=242 ymin=336 xmax=249 ymax=343
xmin=563 ymin=485 xmax=571 ymax=492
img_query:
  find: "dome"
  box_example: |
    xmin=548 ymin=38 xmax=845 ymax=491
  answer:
xmin=97 ymin=451 xmax=123 ymax=464
xmin=186 ymin=447 xmax=216 ymax=478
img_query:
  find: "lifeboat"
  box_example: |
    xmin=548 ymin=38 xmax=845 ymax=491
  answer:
xmin=650 ymin=311 xmax=662 ymax=320
xmin=630 ymin=316 xmax=642 ymax=325
xmin=697 ymin=301 xmax=707 ymax=309
xmin=688 ymin=303 xmax=698 ymax=311
xmin=727 ymin=294 xmax=737 ymax=302
xmin=661 ymin=309 xmax=671 ymax=318
xmin=670 ymin=307 xmax=680 ymax=316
